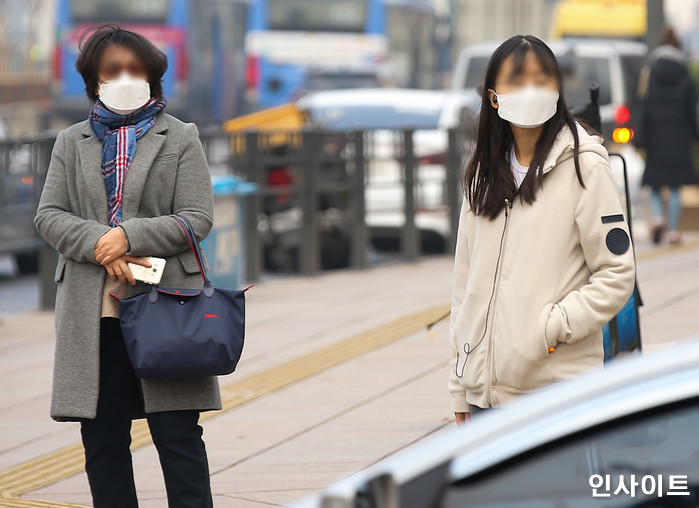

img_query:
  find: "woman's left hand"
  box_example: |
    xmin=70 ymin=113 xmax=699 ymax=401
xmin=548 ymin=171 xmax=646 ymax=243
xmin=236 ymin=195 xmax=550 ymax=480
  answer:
xmin=105 ymin=255 xmax=152 ymax=285
xmin=94 ymin=227 xmax=129 ymax=265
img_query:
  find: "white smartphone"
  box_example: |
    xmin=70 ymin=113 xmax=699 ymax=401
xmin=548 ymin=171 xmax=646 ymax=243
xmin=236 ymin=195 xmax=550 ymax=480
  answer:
xmin=127 ymin=256 xmax=166 ymax=285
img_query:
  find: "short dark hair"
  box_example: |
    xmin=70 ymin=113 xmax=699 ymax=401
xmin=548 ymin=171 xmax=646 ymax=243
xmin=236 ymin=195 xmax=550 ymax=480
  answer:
xmin=75 ymin=23 xmax=168 ymax=102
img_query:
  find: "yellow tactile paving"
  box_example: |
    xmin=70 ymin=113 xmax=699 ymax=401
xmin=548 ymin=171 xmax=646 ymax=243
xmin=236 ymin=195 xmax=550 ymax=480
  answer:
xmin=0 ymin=500 xmax=87 ymax=508
xmin=0 ymin=303 xmax=449 ymax=504
xmin=635 ymin=237 xmax=699 ymax=261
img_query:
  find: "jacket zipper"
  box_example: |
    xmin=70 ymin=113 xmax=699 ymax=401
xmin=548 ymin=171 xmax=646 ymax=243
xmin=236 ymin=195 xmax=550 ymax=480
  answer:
xmin=485 ymin=198 xmax=513 ymax=406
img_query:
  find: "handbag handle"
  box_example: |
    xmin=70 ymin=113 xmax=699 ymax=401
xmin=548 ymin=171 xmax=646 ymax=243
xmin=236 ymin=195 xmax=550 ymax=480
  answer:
xmin=171 ymin=214 xmax=215 ymax=297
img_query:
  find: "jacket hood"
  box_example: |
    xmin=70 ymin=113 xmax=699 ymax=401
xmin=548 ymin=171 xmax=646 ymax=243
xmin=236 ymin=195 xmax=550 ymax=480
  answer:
xmin=649 ymin=44 xmax=687 ymax=65
xmin=649 ymin=45 xmax=689 ymax=84
xmin=540 ymin=121 xmax=606 ymax=175
xmin=652 ymin=57 xmax=688 ymax=84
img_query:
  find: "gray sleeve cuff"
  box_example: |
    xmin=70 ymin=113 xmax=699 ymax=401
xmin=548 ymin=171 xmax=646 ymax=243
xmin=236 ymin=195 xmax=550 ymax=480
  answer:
xmin=117 ymin=224 xmax=132 ymax=254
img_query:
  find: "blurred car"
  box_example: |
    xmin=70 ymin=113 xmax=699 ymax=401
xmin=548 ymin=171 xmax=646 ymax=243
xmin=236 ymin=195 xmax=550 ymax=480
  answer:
xmin=298 ymin=88 xmax=479 ymax=253
xmin=0 ymin=122 xmax=44 ymax=275
xmin=222 ymin=88 xmax=478 ymax=269
xmin=288 ymin=339 xmax=699 ymax=508
xmin=291 ymin=68 xmax=390 ymax=101
xmin=223 ymin=104 xmax=359 ymax=272
xmin=451 ymin=39 xmax=648 ymax=214
xmin=0 ymin=115 xmax=9 ymax=140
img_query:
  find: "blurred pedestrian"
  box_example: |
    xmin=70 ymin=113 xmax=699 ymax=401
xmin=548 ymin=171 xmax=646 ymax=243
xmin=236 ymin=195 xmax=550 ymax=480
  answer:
xmin=449 ymin=35 xmax=636 ymax=426
xmin=634 ymin=26 xmax=699 ymax=245
xmin=34 ymin=24 xmax=218 ymax=507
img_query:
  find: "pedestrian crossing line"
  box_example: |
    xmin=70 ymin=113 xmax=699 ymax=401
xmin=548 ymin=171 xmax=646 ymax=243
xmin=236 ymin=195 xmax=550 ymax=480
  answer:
xmin=0 ymin=303 xmax=450 ymax=502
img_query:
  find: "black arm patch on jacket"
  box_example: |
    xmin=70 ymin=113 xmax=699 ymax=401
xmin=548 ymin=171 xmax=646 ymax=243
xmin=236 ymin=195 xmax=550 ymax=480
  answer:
xmin=606 ymin=227 xmax=630 ymax=255
xmin=601 ymin=214 xmax=625 ymax=224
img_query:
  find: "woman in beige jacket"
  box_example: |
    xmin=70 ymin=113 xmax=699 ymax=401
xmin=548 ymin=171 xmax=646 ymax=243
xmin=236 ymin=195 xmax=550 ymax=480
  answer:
xmin=450 ymin=35 xmax=636 ymax=425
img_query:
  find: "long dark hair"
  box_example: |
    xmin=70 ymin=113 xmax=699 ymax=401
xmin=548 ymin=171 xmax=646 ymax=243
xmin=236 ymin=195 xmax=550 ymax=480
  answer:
xmin=464 ymin=35 xmax=585 ymax=220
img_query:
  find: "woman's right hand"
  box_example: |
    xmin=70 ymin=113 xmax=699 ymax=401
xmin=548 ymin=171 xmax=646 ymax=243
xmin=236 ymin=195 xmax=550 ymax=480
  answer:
xmin=104 ymin=256 xmax=152 ymax=285
xmin=455 ymin=413 xmax=471 ymax=426
xmin=94 ymin=227 xmax=129 ymax=265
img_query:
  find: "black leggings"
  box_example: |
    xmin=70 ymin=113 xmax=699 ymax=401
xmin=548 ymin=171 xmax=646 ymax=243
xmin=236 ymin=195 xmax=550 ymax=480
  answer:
xmin=79 ymin=317 xmax=213 ymax=508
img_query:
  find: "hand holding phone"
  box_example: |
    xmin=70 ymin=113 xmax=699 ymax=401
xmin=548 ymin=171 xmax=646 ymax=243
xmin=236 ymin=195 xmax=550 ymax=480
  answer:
xmin=127 ymin=256 xmax=166 ymax=285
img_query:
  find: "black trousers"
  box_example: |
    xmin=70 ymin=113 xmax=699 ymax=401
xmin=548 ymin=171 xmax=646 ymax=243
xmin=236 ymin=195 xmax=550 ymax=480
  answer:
xmin=79 ymin=317 xmax=213 ymax=508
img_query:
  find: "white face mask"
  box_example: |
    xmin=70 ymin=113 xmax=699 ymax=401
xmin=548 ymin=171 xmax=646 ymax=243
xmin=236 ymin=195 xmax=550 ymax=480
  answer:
xmin=97 ymin=72 xmax=151 ymax=115
xmin=493 ymin=86 xmax=559 ymax=128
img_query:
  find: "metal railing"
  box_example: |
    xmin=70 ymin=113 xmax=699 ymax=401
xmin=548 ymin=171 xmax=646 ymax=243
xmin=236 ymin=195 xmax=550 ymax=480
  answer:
xmin=2 ymin=127 xmax=465 ymax=309
xmin=199 ymin=127 xmax=464 ymax=280
xmin=0 ymin=134 xmax=54 ymax=252
xmin=0 ymin=134 xmax=56 ymax=309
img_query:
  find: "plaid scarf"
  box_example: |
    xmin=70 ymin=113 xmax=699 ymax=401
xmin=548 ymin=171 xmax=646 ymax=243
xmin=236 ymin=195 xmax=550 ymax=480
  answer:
xmin=89 ymin=97 xmax=166 ymax=226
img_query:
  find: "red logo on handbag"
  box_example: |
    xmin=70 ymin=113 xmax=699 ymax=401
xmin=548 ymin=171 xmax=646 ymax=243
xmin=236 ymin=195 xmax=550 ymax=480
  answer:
xmin=203 ymin=313 xmax=219 ymax=319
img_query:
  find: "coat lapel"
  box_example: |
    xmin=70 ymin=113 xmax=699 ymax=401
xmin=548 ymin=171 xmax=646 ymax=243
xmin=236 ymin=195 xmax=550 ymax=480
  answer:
xmin=77 ymin=113 xmax=169 ymax=224
xmin=78 ymin=122 xmax=109 ymax=224
xmin=122 ymin=113 xmax=168 ymax=220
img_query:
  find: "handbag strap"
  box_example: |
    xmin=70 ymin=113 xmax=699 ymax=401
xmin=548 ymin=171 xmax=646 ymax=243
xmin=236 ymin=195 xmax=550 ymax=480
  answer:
xmin=171 ymin=214 xmax=215 ymax=297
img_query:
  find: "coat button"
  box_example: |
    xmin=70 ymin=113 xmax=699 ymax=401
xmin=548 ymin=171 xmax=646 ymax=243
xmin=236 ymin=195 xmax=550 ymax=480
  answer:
xmin=179 ymin=300 xmax=185 ymax=305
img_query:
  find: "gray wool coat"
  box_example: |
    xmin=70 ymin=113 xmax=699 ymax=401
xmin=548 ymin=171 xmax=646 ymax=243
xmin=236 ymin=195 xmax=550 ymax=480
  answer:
xmin=34 ymin=111 xmax=222 ymax=422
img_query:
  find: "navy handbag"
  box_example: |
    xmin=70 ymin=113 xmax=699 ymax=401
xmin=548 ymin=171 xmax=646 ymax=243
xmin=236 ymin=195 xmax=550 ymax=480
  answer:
xmin=112 ymin=214 xmax=251 ymax=379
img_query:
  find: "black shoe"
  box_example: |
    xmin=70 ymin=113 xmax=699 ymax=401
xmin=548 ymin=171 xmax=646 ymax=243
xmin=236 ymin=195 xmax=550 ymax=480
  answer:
xmin=652 ymin=224 xmax=664 ymax=245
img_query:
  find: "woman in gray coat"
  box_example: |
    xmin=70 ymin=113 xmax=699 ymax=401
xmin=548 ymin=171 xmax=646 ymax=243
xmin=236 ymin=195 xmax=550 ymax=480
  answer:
xmin=34 ymin=24 xmax=219 ymax=507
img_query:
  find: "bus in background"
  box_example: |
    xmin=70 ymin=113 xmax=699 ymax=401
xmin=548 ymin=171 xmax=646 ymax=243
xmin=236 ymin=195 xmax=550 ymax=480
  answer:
xmin=52 ymin=0 xmax=248 ymax=126
xmin=245 ymin=0 xmax=437 ymax=109
xmin=550 ymin=0 xmax=646 ymax=41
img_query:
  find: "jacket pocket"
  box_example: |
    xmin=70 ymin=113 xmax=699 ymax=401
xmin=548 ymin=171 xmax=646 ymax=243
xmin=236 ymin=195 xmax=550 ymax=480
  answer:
xmin=537 ymin=301 xmax=570 ymax=358
xmin=176 ymin=248 xmax=210 ymax=274
xmin=153 ymin=153 xmax=177 ymax=162
xmin=150 ymin=154 xmax=178 ymax=175
xmin=54 ymin=256 xmax=67 ymax=283
xmin=492 ymin=300 xmax=554 ymax=391
xmin=535 ymin=302 xmax=558 ymax=362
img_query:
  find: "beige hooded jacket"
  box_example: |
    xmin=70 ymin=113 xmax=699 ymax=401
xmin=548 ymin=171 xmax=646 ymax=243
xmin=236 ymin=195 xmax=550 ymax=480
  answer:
xmin=449 ymin=121 xmax=637 ymax=413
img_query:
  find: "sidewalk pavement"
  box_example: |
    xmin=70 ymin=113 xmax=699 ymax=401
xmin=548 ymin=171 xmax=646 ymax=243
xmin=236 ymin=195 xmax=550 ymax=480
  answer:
xmin=0 ymin=232 xmax=697 ymax=507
